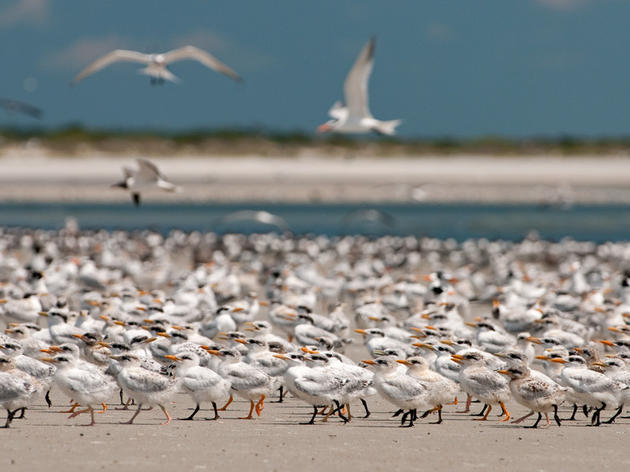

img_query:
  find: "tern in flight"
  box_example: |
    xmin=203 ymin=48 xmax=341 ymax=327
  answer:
xmin=72 ymin=45 xmax=242 ymax=85
xmin=112 ymin=158 xmax=181 ymax=206
xmin=317 ymin=37 xmax=401 ymax=135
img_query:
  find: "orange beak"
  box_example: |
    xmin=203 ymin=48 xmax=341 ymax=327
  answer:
xmin=273 ymin=354 xmax=288 ymax=360
xmin=550 ymin=358 xmax=567 ymax=364
xmin=396 ymin=359 xmax=411 ymax=366
xmin=316 ymin=123 xmax=332 ymax=133
xmin=362 ymin=359 xmax=375 ymax=365
xmin=164 ymin=354 xmax=180 ymax=361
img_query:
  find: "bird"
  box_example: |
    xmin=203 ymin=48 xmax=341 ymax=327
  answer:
xmin=317 ymin=37 xmax=401 ymax=136
xmin=0 ymin=98 xmax=42 ymax=119
xmin=497 ymin=362 xmax=565 ymax=428
xmin=71 ymin=45 xmax=242 ymax=85
xmin=0 ymin=354 xmax=37 ymax=428
xmin=112 ymin=158 xmax=180 ymax=206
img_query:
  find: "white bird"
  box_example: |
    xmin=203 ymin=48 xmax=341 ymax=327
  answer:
xmin=48 ymin=354 xmax=117 ymax=426
xmin=167 ymin=352 xmax=231 ymax=421
xmin=317 ymin=37 xmax=401 ymax=136
xmin=0 ymin=355 xmax=37 ymax=428
xmin=112 ymin=158 xmax=180 ymax=206
xmin=72 ymin=45 xmax=242 ymax=85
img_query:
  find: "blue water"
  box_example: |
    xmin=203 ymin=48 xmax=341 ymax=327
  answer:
xmin=0 ymin=202 xmax=629 ymax=242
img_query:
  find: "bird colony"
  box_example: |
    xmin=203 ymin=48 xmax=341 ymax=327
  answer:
xmin=1 ymin=228 xmax=630 ymax=430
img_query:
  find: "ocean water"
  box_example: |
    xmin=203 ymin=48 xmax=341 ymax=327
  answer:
xmin=0 ymin=202 xmax=628 ymax=242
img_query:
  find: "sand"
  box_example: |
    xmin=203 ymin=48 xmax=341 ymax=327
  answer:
xmin=1 ymin=152 xmax=630 ymax=203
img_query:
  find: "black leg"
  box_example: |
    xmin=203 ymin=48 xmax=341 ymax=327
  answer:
xmin=207 ymin=402 xmax=220 ymax=421
xmin=430 ymin=408 xmax=443 ymax=424
xmin=525 ymin=412 xmax=542 ymax=428
xmin=182 ymin=403 xmax=200 ymax=421
xmin=408 ymin=409 xmax=416 ymax=427
xmin=472 ymin=404 xmax=487 ymax=417
xmin=334 ymin=400 xmax=348 ymax=423
xmin=45 ymin=390 xmax=52 ymax=408
xmin=392 ymin=409 xmax=404 ymax=418
xmin=420 ymin=409 xmax=432 ymax=419
xmin=14 ymin=407 xmax=26 ymax=419
xmin=553 ymin=405 xmax=562 ymax=427
xmin=583 ymin=405 xmax=590 ymax=418
xmin=591 ymin=403 xmax=605 ymax=427
xmin=301 ymin=405 xmax=318 ymax=425
xmin=360 ymin=398 xmax=370 ymax=418
xmin=604 ymin=405 xmax=623 ymax=425
xmin=3 ymin=409 xmax=15 ymax=428
xmin=567 ymin=404 xmax=577 ymax=421
xmin=119 ymin=388 xmax=125 ymax=405
xmin=400 ymin=410 xmax=410 ymax=426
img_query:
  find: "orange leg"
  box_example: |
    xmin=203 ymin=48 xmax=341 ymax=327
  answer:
xmin=447 ymin=397 xmax=458 ymax=406
xmin=67 ymin=407 xmax=90 ymax=419
xmin=474 ymin=404 xmax=492 ymax=421
xmin=96 ymin=402 xmax=107 ymax=414
xmin=159 ymin=404 xmax=171 ymax=425
xmin=458 ymin=394 xmax=472 ymax=413
xmin=346 ymin=404 xmax=352 ymax=421
xmin=240 ymin=400 xmax=255 ymax=419
xmin=219 ymin=395 xmax=233 ymax=411
xmin=255 ymin=395 xmax=266 ymax=416
xmin=499 ymin=402 xmax=511 ymax=422
xmin=318 ymin=406 xmax=329 ymax=415
xmin=61 ymin=402 xmax=80 ymax=414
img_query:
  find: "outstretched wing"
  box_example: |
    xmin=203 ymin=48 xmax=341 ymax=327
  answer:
xmin=72 ymin=50 xmax=153 ymax=84
xmin=343 ymin=37 xmax=375 ymax=119
xmin=135 ymin=158 xmax=162 ymax=181
xmin=163 ymin=46 xmax=242 ymax=82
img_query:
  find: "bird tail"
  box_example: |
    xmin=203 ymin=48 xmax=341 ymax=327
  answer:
xmin=157 ymin=179 xmax=181 ymax=193
xmin=373 ymin=119 xmax=402 ymax=136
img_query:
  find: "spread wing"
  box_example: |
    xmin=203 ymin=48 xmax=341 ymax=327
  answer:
xmin=72 ymin=50 xmax=152 ymax=84
xmin=343 ymin=37 xmax=375 ymax=119
xmin=163 ymin=46 xmax=242 ymax=82
xmin=135 ymin=158 xmax=162 ymax=183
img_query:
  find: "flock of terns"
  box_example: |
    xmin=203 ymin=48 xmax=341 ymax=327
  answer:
xmin=2 ymin=228 xmax=630 ymax=429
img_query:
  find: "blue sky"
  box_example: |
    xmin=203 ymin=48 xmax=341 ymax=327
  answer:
xmin=1 ymin=0 xmax=630 ymax=137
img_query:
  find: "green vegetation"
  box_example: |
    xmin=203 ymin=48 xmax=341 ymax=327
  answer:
xmin=1 ymin=125 xmax=630 ymax=156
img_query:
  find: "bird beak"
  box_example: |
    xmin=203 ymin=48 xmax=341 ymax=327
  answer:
xmin=273 ymin=354 xmax=288 ymax=360
xmin=535 ymin=355 xmax=548 ymax=360
xmin=396 ymin=359 xmax=410 ymax=366
xmin=164 ymin=355 xmax=180 ymax=362
xmin=233 ymin=338 xmax=247 ymax=345
xmin=550 ymin=358 xmax=567 ymax=364
xmin=451 ymin=354 xmax=464 ymax=364
xmin=71 ymin=334 xmax=84 ymax=340
xmin=592 ymin=361 xmax=607 ymax=368
xmin=412 ymin=342 xmax=433 ymax=350
xmin=97 ymin=341 xmax=111 ymax=348
xmin=141 ymin=337 xmax=158 ymax=344
xmin=608 ymin=327 xmax=622 ymax=333
xmin=38 ymin=311 xmax=49 ymax=317
xmin=464 ymin=322 xmax=477 ymax=327
xmin=316 ymin=123 xmax=332 ymax=133
xmin=40 ymin=357 xmax=56 ymax=363
xmin=258 ymin=301 xmax=269 ymax=307
xmin=232 ymin=307 xmax=244 ymax=313
xmin=157 ymin=332 xmax=170 ymax=338
xmin=573 ymin=347 xmax=583 ymax=353
xmin=440 ymin=340 xmax=454 ymax=346
xmin=0 ymin=299 xmax=7 ymax=304
xmin=300 ymin=347 xmax=319 ymax=354
xmin=113 ymin=320 xmax=126 ymax=326
xmin=243 ymin=327 xmax=256 ymax=332
xmin=599 ymin=340 xmax=616 ymax=347
xmin=362 ymin=360 xmax=375 ymax=365
xmin=497 ymin=369 xmax=510 ymax=375
xmin=354 ymin=329 xmax=367 ymax=335
xmin=527 ymin=336 xmax=542 ymax=344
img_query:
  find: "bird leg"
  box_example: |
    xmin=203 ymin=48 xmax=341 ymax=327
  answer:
xmin=333 ymin=400 xmax=348 ymax=423
xmin=590 ymin=403 xmax=605 ymax=427
xmin=301 ymin=405 xmax=318 ymax=425
xmin=96 ymin=402 xmax=107 ymax=414
xmin=474 ymin=404 xmax=492 ymax=421
xmin=45 ymin=390 xmax=52 ymax=408
xmin=122 ymin=403 xmax=143 ymax=424
xmin=159 ymin=404 xmax=171 ymax=425
xmin=219 ymin=395 xmax=233 ymax=411
xmin=255 ymin=395 xmax=265 ymax=416
xmin=345 ymin=404 xmax=351 ymax=421
xmin=119 ymin=388 xmax=125 ymax=405
xmin=182 ymin=403 xmax=200 ymax=420
xmin=603 ymin=404 xmax=623 ymax=425
xmin=511 ymin=411 xmax=534 ymax=424
xmin=458 ymin=394 xmax=472 ymax=413
xmin=429 ymin=405 xmax=444 ymax=424
xmin=391 ymin=409 xmax=404 ymax=417
xmin=2 ymin=409 xmax=15 ymax=428
xmin=115 ymin=398 xmax=133 ymax=411
xmin=499 ymin=402 xmax=511 ymax=422
xmin=13 ymin=407 xmax=26 ymax=419
xmin=240 ymin=400 xmax=256 ymax=420
xmin=318 ymin=406 xmax=329 ymax=415
xmin=420 ymin=406 xmax=440 ymax=419
xmin=553 ymin=405 xmax=562 ymax=427
xmin=583 ymin=405 xmax=591 ymax=418
xmin=89 ymin=407 xmax=96 ymax=426
xmin=206 ymin=402 xmax=221 ymax=421
xmin=525 ymin=412 xmax=542 ymax=428
xmin=61 ymin=402 xmax=80 ymax=414
xmin=447 ymin=397 xmax=458 ymax=406
xmin=471 ymin=404 xmax=487 ymax=417
xmin=360 ymin=398 xmax=371 ymax=418
xmin=271 ymin=385 xmax=284 ymax=403
xmin=67 ymin=407 xmax=91 ymax=419
xmin=567 ymin=404 xmax=578 ymax=421
xmin=542 ymin=412 xmax=551 ymax=428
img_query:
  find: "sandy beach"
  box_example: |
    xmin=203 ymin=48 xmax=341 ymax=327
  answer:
xmin=1 ymin=151 xmax=630 ymax=203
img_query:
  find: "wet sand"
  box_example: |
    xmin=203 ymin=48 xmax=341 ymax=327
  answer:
xmin=1 ymin=153 xmax=630 ymax=203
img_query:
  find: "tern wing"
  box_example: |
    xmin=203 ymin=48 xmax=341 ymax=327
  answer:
xmin=343 ymin=37 xmax=375 ymax=119
xmin=0 ymin=99 xmax=42 ymax=119
xmin=135 ymin=158 xmax=162 ymax=183
xmin=162 ymin=46 xmax=242 ymax=82
xmin=72 ymin=50 xmax=153 ymax=84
